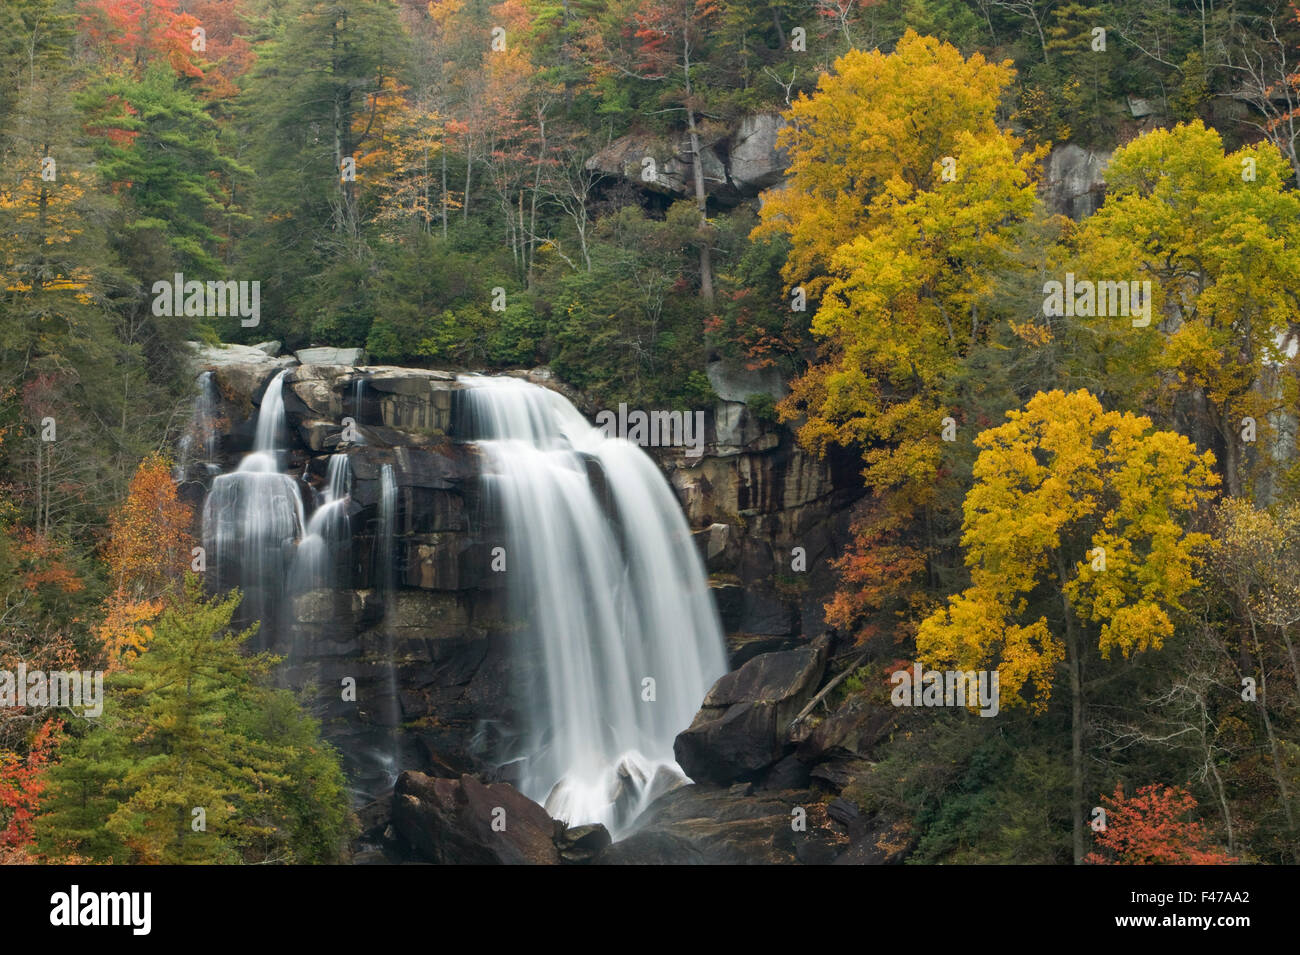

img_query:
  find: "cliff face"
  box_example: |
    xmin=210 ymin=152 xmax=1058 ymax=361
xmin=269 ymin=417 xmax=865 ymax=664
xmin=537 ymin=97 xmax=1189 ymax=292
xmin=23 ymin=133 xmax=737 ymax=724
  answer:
xmin=185 ymin=354 xmax=865 ymax=842
xmin=187 ymin=359 xmax=512 ymax=798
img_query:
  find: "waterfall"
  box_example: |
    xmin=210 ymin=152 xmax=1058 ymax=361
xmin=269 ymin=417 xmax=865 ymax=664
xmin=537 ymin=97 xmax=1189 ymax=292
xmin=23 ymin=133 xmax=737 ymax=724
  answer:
xmin=459 ymin=376 xmax=727 ymax=835
xmin=378 ymin=464 xmax=397 ymax=593
xmin=201 ymin=369 xmax=304 ymax=635
xmin=177 ymin=371 xmax=221 ymax=479
xmin=350 ymin=378 xmax=368 ymax=444
xmin=290 ymin=453 xmax=352 ymax=592
xmin=252 ymin=368 xmax=290 ymax=458
xmin=377 ymin=464 xmax=401 ymax=781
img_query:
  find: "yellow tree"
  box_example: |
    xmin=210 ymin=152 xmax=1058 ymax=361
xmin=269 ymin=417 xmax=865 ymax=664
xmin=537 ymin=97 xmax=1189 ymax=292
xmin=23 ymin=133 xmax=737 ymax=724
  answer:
xmin=1075 ymin=121 xmax=1300 ymax=497
xmin=754 ymin=30 xmax=1016 ymax=297
xmin=917 ymin=389 xmax=1219 ymax=862
xmin=96 ymin=453 xmax=194 ymax=669
xmin=781 ymin=126 xmax=1047 ymax=641
xmin=370 ymin=97 xmax=445 ymax=238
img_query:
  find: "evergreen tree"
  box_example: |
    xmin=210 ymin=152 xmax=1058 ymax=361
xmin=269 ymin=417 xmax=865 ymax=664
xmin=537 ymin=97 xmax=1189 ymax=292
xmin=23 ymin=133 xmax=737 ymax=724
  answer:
xmin=38 ymin=578 xmax=352 ymax=863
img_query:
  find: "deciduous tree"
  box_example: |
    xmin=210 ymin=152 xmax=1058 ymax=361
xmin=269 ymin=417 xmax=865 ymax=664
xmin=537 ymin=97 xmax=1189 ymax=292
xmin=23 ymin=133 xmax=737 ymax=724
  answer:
xmin=918 ymin=389 xmax=1219 ymax=862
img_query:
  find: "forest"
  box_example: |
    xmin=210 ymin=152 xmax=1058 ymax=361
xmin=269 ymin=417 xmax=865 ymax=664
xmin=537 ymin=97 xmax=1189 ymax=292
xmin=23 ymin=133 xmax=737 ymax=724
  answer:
xmin=1 ymin=0 xmax=1298 ymax=867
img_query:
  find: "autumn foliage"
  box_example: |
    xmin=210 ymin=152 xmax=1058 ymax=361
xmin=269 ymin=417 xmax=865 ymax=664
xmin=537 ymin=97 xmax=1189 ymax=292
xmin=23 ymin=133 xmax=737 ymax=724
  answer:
xmin=1087 ymin=784 xmax=1236 ymax=865
xmin=0 ymin=719 xmax=63 ymax=862
xmin=78 ymin=0 xmax=205 ymax=80
xmin=96 ymin=453 xmax=193 ymax=668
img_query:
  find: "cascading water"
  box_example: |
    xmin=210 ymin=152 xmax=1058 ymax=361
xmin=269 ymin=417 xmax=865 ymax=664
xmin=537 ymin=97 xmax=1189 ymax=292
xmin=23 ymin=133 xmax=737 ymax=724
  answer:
xmin=291 ymin=454 xmax=352 ymax=592
xmin=177 ymin=371 xmax=221 ymax=479
xmin=377 ymin=463 xmax=401 ymax=781
xmin=350 ymin=378 xmax=368 ymax=444
xmin=459 ymin=376 xmax=727 ymax=836
xmin=202 ymin=369 xmax=304 ymax=636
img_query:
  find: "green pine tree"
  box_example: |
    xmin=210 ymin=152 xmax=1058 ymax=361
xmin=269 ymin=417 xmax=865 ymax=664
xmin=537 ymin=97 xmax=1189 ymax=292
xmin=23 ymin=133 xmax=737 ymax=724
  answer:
xmin=38 ymin=578 xmax=352 ymax=864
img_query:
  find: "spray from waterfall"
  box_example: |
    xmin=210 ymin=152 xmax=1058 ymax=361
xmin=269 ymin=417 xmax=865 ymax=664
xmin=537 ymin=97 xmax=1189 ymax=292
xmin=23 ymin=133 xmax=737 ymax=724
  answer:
xmin=459 ymin=376 xmax=727 ymax=836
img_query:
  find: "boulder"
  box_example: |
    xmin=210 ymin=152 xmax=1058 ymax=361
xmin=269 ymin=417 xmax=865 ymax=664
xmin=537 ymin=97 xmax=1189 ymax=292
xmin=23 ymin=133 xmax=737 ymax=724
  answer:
xmin=556 ymin=823 xmax=613 ymax=864
xmin=727 ymin=113 xmax=789 ymax=191
xmin=295 ymin=346 xmax=367 ymax=365
xmin=595 ymin=830 xmax=707 ymax=865
xmin=674 ymin=644 xmax=826 ymax=784
xmin=595 ymin=783 xmax=844 ymax=864
xmin=189 ymin=341 xmax=298 ymax=371
xmin=584 ymin=114 xmax=791 ymax=202
xmin=675 ymin=701 xmax=783 ymax=784
xmin=1043 ymin=144 xmax=1111 ymax=220
xmin=797 ymin=694 xmax=895 ymax=762
xmin=392 ymin=771 xmax=561 ymax=865
xmin=703 ymin=644 xmax=826 ymax=719
xmin=584 ymin=130 xmax=727 ymax=199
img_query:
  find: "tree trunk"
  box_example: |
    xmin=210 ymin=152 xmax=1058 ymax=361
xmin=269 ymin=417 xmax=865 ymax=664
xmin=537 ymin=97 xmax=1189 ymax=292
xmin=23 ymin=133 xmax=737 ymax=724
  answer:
xmin=1059 ymin=552 xmax=1085 ymax=864
xmin=681 ymin=35 xmax=713 ymax=301
xmin=1249 ymin=615 xmax=1300 ymax=862
xmin=684 ymin=105 xmax=713 ymax=301
xmin=463 ymin=143 xmax=472 ymax=223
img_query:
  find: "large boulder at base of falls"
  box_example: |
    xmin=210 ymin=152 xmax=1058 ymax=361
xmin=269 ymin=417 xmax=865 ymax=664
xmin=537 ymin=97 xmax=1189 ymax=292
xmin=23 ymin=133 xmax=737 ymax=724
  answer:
xmin=392 ymin=771 xmax=561 ymax=865
xmin=796 ymin=693 xmax=896 ymax=763
xmin=595 ymin=784 xmax=844 ymax=864
xmin=673 ymin=641 xmax=826 ymax=784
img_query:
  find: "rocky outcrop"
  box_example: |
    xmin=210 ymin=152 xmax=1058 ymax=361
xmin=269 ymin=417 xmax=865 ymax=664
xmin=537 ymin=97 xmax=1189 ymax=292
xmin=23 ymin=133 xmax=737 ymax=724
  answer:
xmin=654 ymin=398 xmax=863 ymax=653
xmin=190 ymin=340 xmax=296 ymax=370
xmin=728 ymin=114 xmax=790 ymax=191
xmin=674 ymin=643 xmax=827 ymax=785
xmin=1043 ymin=144 xmax=1111 ymax=220
xmin=295 ymin=346 xmax=367 ymax=365
xmin=585 ymin=113 xmax=788 ymax=205
xmin=596 ymin=784 xmax=842 ymax=864
xmin=392 ymin=771 xmax=561 ymax=865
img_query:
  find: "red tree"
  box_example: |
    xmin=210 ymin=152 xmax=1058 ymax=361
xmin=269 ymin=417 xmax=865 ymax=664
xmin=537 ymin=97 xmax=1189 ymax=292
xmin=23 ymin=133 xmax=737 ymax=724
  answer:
xmin=1086 ymin=783 xmax=1236 ymax=865
xmin=0 ymin=719 xmax=64 ymax=859
xmin=79 ymin=0 xmax=205 ymax=79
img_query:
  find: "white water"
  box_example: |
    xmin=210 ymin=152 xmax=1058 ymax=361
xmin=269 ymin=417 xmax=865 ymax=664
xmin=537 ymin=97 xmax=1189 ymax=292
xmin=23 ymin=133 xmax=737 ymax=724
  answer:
xmin=378 ymin=463 xmax=401 ymax=781
xmin=460 ymin=376 xmax=727 ymax=836
xmin=378 ymin=464 xmax=397 ymax=592
xmin=177 ymin=370 xmax=221 ymax=478
xmin=291 ymin=454 xmax=352 ymax=592
xmin=202 ymin=370 xmax=305 ymax=632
